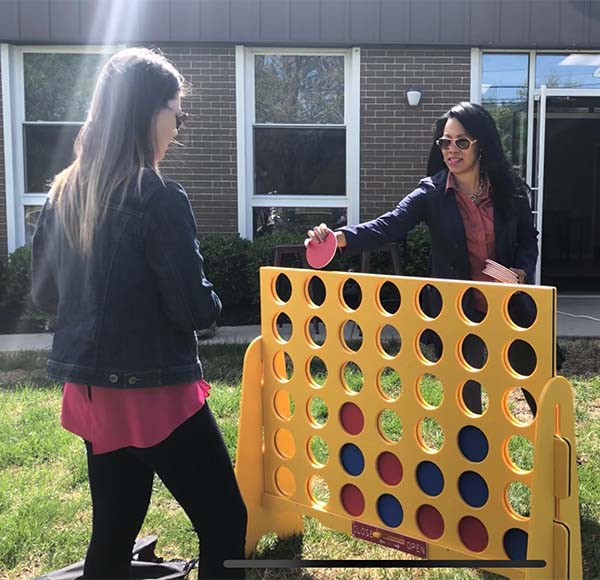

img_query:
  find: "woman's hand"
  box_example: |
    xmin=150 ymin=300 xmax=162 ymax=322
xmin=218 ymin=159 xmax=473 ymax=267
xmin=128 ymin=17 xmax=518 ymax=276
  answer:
xmin=305 ymin=223 xmax=347 ymax=248
xmin=510 ymin=268 xmax=527 ymax=284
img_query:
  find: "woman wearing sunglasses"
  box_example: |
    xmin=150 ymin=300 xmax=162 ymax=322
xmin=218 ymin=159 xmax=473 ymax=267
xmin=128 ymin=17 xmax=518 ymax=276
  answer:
xmin=31 ymin=48 xmax=246 ymax=579
xmin=306 ymin=101 xmax=541 ymax=413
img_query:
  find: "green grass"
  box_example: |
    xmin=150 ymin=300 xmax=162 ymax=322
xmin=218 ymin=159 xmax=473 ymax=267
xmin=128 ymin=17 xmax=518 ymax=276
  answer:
xmin=1 ymin=344 xmax=599 ymax=580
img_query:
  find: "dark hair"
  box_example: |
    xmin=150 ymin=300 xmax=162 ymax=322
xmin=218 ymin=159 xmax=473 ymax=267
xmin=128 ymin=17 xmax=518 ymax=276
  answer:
xmin=426 ymin=102 xmax=522 ymax=217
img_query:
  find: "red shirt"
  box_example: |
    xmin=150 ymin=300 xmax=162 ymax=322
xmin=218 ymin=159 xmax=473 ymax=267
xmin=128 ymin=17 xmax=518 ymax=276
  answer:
xmin=61 ymin=380 xmax=210 ymax=455
xmin=446 ymin=173 xmax=496 ymax=310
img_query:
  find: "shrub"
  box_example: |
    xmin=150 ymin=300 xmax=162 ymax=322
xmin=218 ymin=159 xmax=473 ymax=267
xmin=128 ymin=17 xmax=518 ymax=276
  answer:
xmin=199 ymin=233 xmax=253 ymax=321
xmin=0 ymin=246 xmax=53 ymax=333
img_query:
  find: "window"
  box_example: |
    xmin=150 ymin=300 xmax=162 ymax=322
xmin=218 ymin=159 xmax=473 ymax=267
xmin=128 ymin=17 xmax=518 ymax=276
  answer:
xmin=481 ymin=53 xmax=529 ymax=177
xmin=536 ymin=54 xmax=600 ymax=89
xmin=4 ymin=47 xmax=111 ymax=249
xmin=238 ymin=48 xmax=360 ymax=239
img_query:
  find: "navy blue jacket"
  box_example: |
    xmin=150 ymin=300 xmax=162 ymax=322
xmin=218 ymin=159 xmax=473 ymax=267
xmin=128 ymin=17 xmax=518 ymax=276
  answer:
xmin=341 ymin=169 xmax=539 ymax=284
xmin=31 ymin=170 xmax=221 ymax=388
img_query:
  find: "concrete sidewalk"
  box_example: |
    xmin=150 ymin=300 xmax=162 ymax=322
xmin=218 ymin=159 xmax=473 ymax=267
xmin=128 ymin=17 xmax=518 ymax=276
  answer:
xmin=1 ymin=296 xmax=599 ymax=352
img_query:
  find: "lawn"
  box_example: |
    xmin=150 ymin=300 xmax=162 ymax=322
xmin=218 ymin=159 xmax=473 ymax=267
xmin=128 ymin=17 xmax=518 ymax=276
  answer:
xmin=0 ymin=340 xmax=599 ymax=580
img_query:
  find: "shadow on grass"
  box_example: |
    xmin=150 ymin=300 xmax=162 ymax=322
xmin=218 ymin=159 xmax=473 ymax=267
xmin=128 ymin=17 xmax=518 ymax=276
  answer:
xmin=581 ymin=511 xmax=600 ymax=579
xmin=248 ymin=533 xmax=314 ymax=580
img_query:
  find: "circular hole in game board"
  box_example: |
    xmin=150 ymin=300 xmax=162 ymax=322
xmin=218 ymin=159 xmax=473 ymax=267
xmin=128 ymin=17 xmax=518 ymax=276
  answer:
xmin=378 ymin=281 xmax=401 ymax=315
xmin=307 ymin=396 xmax=328 ymax=427
xmin=342 ymin=361 xmax=363 ymax=394
xmin=377 ymin=494 xmax=404 ymax=528
xmin=341 ymin=484 xmax=365 ymax=517
xmin=505 ymin=481 xmax=531 ymax=519
xmin=307 ymin=316 xmax=326 ymax=346
xmin=274 ymin=273 xmax=292 ymax=304
xmin=378 ymin=324 xmax=401 ymax=358
xmin=340 ymin=402 xmax=364 ymax=436
xmin=418 ymin=330 xmax=443 ymax=364
xmin=417 ymin=284 xmax=443 ymax=319
xmin=377 ymin=367 xmax=402 ymax=401
xmin=377 ymin=452 xmax=403 ymax=486
xmin=308 ymin=475 xmax=330 ymax=506
xmin=416 ymin=505 xmax=445 ymax=540
xmin=417 ymin=417 xmax=444 ymax=452
xmin=307 ymin=435 xmax=329 ymax=467
xmin=274 ymin=312 xmax=292 ymax=342
xmin=274 ymin=466 xmax=296 ymax=497
xmin=274 ymin=428 xmax=295 ymax=459
xmin=460 ymin=334 xmax=488 ymax=370
xmin=342 ymin=320 xmax=363 ymax=352
xmin=459 ymin=380 xmax=489 ymax=416
xmin=504 ymin=387 xmax=536 ymax=425
xmin=273 ymin=351 xmax=294 ymax=382
xmin=458 ymin=471 xmax=489 ymax=508
xmin=506 ymin=340 xmax=537 ymax=377
xmin=306 ymin=275 xmax=326 ymax=307
xmin=505 ymin=435 xmax=534 ymax=473
xmin=273 ymin=389 xmax=295 ymax=421
xmin=503 ymin=528 xmax=529 ymax=560
xmin=460 ymin=287 xmax=488 ymax=323
xmin=458 ymin=426 xmax=489 ymax=462
xmin=378 ymin=409 xmax=403 ymax=443
xmin=416 ymin=461 xmax=444 ymax=496
xmin=308 ymin=356 xmax=327 ymax=387
xmin=418 ymin=373 xmax=444 ymax=409
xmin=340 ymin=443 xmax=365 ymax=477
xmin=341 ymin=278 xmax=362 ymax=310
xmin=458 ymin=516 xmax=489 ymax=552
xmin=507 ymin=291 xmax=537 ymax=329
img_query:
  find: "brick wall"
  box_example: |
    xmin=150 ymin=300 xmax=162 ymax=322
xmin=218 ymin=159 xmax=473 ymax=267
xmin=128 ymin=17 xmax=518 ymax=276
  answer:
xmin=360 ymin=48 xmax=471 ymax=220
xmin=160 ymin=45 xmax=238 ymax=234
xmin=0 ymin=56 xmax=7 ymax=259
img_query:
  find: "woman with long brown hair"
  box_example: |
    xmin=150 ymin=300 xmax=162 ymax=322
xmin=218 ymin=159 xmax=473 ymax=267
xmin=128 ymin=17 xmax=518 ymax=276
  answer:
xmin=32 ymin=47 xmax=246 ymax=579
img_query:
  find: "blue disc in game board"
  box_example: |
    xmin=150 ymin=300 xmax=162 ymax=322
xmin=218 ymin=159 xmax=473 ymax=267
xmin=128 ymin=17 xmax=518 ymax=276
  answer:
xmin=340 ymin=443 xmax=365 ymax=476
xmin=458 ymin=471 xmax=489 ymax=508
xmin=458 ymin=426 xmax=489 ymax=462
xmin=416 ymin=461 xmax=444 ymax=496
xmin=377 ymin=494 xmax=404 ymax=528
xmin=503 ymin=528 xmax=529 ymax=560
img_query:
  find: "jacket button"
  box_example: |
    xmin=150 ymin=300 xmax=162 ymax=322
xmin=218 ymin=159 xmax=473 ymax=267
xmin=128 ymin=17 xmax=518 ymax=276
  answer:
xmin=128 ymin=377 xmax=138 ymax=385
xmin=108 ymin=374 xmax=119 ymax=384
xmin=450 ymin=265 xmax=456 ymax=271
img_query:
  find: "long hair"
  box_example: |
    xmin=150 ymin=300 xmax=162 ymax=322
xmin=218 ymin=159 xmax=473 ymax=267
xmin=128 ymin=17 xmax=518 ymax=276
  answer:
xmin=426 ymin=102 xmax=520 ymax=217
xmin=50 ymin=47 xmax=184 ymax=254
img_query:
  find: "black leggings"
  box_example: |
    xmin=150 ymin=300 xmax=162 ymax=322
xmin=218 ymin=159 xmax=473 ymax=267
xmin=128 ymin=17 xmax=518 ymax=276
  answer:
xmin=82 ymin=404 xmax=247 ymax=579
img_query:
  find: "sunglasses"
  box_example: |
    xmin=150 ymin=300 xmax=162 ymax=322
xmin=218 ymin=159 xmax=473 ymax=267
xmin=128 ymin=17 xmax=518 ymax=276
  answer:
xmin=436 ymin=137 xmax=478 ymax=151
xmin=166 ymin=106 xmax=189 ymax=130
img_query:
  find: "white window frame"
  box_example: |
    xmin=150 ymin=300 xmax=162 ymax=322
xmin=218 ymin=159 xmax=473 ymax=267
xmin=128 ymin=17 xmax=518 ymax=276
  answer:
xmin=236 ymin=45 xmax=360 ymax=239
xmin=2 ymin=44 xmax=116 ymax=251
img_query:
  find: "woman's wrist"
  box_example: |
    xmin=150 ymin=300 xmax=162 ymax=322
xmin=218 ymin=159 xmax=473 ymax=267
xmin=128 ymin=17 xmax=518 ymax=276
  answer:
xmin=335 ymin=231 xmax=347 ymax=248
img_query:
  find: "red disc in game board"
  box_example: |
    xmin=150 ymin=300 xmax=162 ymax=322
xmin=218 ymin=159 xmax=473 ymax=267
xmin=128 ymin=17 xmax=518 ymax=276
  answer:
xmin=341 ymin=484 xmax=365 ymax=517
xmin=340 ymin=402 xmax=364 ymax=435
xmin=306 ymin=230 xmax=337 ymax=269
xmin=458 ymin=516 xmax=489 ymax=552
xmin=416 ymin=504 xmax=445 ymax=540
xmin=377 ymin=452 xmax=403 ymax=486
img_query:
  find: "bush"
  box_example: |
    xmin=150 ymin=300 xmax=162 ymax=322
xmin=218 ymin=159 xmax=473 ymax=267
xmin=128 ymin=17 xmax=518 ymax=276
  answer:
xmin=0 ymin=246 xmax=53 ymax=333
xmin=199 ymin=233 xmax=253 ymax=322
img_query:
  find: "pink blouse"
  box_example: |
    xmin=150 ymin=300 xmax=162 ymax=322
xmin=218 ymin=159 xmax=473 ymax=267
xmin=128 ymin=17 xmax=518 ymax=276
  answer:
xmin=61 ymin=380 xmax=211 ymax=455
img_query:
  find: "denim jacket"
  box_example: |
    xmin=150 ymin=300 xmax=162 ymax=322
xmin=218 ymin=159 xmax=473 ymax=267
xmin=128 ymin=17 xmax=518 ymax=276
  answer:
xmin=31 ymin=170 xmax=221 ymax=388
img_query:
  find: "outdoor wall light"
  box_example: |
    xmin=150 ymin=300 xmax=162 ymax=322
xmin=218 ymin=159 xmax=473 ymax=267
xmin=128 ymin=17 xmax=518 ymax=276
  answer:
xmin=406 ymin=90 xmax=422 ymax=107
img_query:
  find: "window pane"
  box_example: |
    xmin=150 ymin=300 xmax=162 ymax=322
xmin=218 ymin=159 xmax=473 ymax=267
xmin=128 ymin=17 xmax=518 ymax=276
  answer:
xmin=482 ymin=53 xmax=529 ymax=177
xmin=24 ymin=205 xmax=43 ymax=247
xmin=24 ymin=52 xmax=108 ymax=122
xmin=254 ymin=127 xmax=345 ymax=196
xmin=253 ymin=206 xmax=347 ymax=238
xmin=255 ymin=55 xmax=344 ymax=124
xmin=25 ymin=124 xmax=80 ymax=192
xmin=536 ymin=54 xmax=600 ymax=89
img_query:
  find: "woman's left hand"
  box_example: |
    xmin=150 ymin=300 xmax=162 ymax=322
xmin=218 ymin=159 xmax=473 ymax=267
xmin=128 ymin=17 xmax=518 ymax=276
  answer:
xmin=510 ymin=268 xmax=527 ymax=284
